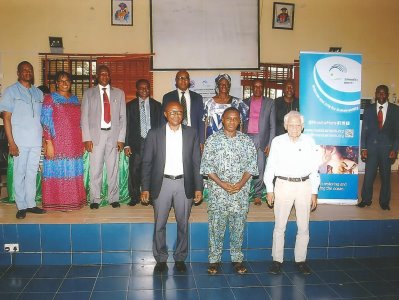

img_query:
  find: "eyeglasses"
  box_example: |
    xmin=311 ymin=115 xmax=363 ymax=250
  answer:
xmin=167 ymin=111 xmax=183 ymax=116
xmin=176 ymin=76 xmax=189 ymax=81
xmin=57 ymin=79 xmax=71 ymax=84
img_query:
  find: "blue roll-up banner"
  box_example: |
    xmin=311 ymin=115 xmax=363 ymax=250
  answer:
xmin=300 ymin=52 xmax=362 ymax=204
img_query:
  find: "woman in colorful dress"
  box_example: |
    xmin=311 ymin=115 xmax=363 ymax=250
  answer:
xmin=203 ymin=74 xmax=249 ymax=140
xmin=40 ymin=71 xmax=86 ymax=210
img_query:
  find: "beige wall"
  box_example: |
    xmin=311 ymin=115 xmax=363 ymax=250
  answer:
xmin=0 ymin=0 xmax=398 ymax=101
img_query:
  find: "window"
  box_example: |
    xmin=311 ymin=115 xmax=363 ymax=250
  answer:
xmin=40 ymin=53 xmax=153 ymax=102
xmin=241 ymin=61 xmax=299 ymax=99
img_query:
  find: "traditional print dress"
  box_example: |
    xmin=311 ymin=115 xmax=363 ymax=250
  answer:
xmin=41 ymin=92 xmax=86 ymax=210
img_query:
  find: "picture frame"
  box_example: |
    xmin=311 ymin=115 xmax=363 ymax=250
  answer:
xmin=272 ymin=2 xmax=295 ymax=30
xmin=111 ymin=0 xmax=133 ymax=26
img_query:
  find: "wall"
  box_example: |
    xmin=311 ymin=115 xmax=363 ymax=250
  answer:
xmin=0 ymin=0 xmax=398 ymax=101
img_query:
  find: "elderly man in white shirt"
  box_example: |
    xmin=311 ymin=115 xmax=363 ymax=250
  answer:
xmin=264 ymin=111 xmax=320 ymax=275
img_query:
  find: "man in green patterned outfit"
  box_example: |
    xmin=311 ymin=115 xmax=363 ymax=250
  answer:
xmin=201 ymin=107 xmax=258 ymax=274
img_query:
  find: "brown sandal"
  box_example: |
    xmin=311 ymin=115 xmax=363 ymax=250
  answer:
xmin=254 ymin=198 xmax=262 ymax=206
xmin=207 ymin=263 xmax=219 ymax=275
xmin=232 ymin=262 xmax=247 ymax=274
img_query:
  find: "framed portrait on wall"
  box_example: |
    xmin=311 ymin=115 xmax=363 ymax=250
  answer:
xmin=272 ymin=2 xmax=295 ymax=30
xmin=111 ymin=0 xmax=133 ymax=26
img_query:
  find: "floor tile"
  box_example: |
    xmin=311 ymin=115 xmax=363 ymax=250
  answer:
xmin=374 ymin=268 xmax=399 ymax=281
xmin=190 ymin=263 xmax=211 ymax=275
xmin=248 ymin=261 xmax=270 ymax=273
xmin=54 ymin=291 xmax=91 ymax=300
xmin=315 ymin=270 xmax=354 ymax=284
xmin=94 ymin=276 xmax=129 ymax=291
xmin=345 ymin=269 xmax=384 ymax=282
xmin=23 ymin=278 xmax=62 ymax=293
xmin=0 ymin=293 xmax=19 ymax=300
xmin=264 ymin=285 xmax=306 ymax=300
xmin=163 ymin=274 xmax=197 ymax=290
xmin=166 ymin=262 xmax=193 ymax=276
xmin=66 ymin=265 xmax=100 ymax=278
xmin=128 ymin=275 xmax=162 ymax=290
xmin=256 ymin=272 xmax=293 ymax=286
xmin=225 ymin=273 xmax=262 ymax=287
xmin=163 ymin=289 xmax=199 ymax=300
xmin=286 ymin=272 xmax=324 ymax=285
xmin=99 ymin=264 xmax=131 ymax=277
xmin=194 ymin=274 xmax=229 ymax=288
xmin=34 ymin=265 xmax=70 ymax=278
xmin=130 ymin=263 xmax=160 ymax=276
xmin=58 ymin=277 xmax=96 ymax=292
xmin=307 ymin=259 xmax=339 ymax=271
xmin=332 ymin=258 xmax=367 ymax=270
xmin=127 ymin=289 xmax=163 ymax=300
xmin=329 ymin=282 xmax=373 ymax=298
xmin=91 ymin=290 xmax=127 ymax=300
xmin=18 ymin=292 xmax=55 ymax=300
xmin=198 ymin=288 xmax=235 ymax=300
xmin=299 ymin=284 xmax=339 ymax=299
xmin=0 ymin=278 xmax=30 ymax=292
xmin=360 ymin=281 xmax=399 ymax=297
xmin=3 ymin=266 xmax=39 ymax=278
xmin=231 ymin=287 xmax=270 ymax=300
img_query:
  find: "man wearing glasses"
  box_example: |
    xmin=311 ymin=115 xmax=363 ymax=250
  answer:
xmin=162 ymin=70 xmax=205 ymax=149
xmin=141 ymin=102 xmax=203 ymax=273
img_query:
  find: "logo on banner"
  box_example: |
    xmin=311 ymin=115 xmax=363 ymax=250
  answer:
xmin=312 ymin=56 xmax=361 ymax=113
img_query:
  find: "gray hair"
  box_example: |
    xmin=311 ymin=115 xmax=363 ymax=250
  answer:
xmin=284 ymin=111 xmax=304 ymax=127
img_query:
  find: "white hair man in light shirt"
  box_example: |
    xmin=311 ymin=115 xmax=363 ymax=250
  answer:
xmin=264 ymin=111 xmax=320 ymax=275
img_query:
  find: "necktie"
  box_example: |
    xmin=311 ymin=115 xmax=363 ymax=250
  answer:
xmin=140 ymin=101 xmax=147 ymax=138
xmin=102 ymin=88 xmax=111 ymax=124
xmin=181 ymin=91 xmax=188 ymax=124
xmin=378 ymin=106 xmax=383 ymax=129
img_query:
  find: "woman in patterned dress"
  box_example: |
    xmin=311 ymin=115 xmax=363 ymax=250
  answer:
xmin=203 ymin=74 xmax=249 ymax=140
xmin=40 ymin=71 xmax=86 ymax=210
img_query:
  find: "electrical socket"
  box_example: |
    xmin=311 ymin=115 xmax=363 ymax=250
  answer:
xmin=4 ymin=243 xmax=19 ymax=253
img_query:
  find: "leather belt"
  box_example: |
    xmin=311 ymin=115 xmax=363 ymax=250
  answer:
xmin=164 ymin=174 xmax=183 ymax=180
xmin=101 ymin=127 xmax=111 ymax=131
xmin=277 ymin=175 xmax=309 ymax=182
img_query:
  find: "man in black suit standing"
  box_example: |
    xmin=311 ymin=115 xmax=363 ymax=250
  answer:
xmin=141 ymin=102 xmax=203 ymax=273
xmin=162 ymin=70 xmax=205 ymax=148
xmin=358 ymin=85 xmax=399 ymax=210
xmin=125 ymin=79 xmax=162 ymax=206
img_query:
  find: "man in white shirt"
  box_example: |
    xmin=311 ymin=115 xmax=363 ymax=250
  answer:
xmin=141 ymin=102 xmax=203 ymax=273
xmin=264 ymin=111 xmax=320 ymax=275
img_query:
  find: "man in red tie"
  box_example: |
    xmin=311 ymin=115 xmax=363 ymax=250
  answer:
xmin=358 ymin=85 xmax=399 ymax=210
xmin=81 ymin=65 xmax=126 ymax=209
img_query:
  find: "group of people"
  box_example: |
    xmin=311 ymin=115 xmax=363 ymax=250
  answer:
xmin=6 ymin=60 xmax=394 ymax=277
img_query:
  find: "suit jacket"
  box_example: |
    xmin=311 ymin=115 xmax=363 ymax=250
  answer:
xmin=162 ymin=90 xmax=205 ymax=144
xmin=243 ymin=96 xmax=276 ymax=150
xmin=81 ymin=85 xmax=126 ymax=145
xmin=141 ymin=124 xmax=203 ymax=200
xmin=125 ymin=97 xmax=162 ymax=150
xmin=361 ymin=102 xmax=399 ymax=152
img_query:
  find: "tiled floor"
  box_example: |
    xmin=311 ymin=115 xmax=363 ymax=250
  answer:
xmin=0 ymin=258 xmax=398 ymax=300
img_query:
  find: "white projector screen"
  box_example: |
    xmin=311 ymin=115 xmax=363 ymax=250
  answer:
xmin=151 ymin=0 xmax=259 ymax=70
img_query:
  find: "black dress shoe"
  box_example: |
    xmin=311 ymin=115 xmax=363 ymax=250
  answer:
xmin=175 ymin=261 xmax=187 ymax=272
xmin=154 ymin=262 xmax=168 ymax=272
xmin=296 ymin=262 xmax=311 ymax=275
xmin=128 ymin=200 xmax=139 ymax=206
xmin=111 ymin=202 xmax=120 ymax=208
xmin=26 ymin=207 xmax=46 ymax=214
xmin=90 ymin=203 xmax=99 ymax=209
xmin=269 ymin=261 xmax=282 ymax=274
xmin=357 ymin=201 xmax=371 ymax=208
xmin=16 ymin=209 xmax=27 ymax=219
xmin=380 ymin=204 xmax=391 ymax=210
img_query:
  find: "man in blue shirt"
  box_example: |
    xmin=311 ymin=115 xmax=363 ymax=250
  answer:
xmin=0 ymin=61 xmax=46 ymax=219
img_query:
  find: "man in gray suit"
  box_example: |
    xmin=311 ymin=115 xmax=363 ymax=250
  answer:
xmin=141 ymin=102 xmax=203 ymax=273
xmin=243 ymin=79 xmax=276 ymax=206
xmin=81 ymin=65 xmax=126 ymax=209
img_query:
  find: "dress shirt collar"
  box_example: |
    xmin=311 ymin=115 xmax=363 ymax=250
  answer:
xmin=177 ymin=88 xmax=188 ymax=97
xmin=166 ymin=123 xmax=182 ymax=133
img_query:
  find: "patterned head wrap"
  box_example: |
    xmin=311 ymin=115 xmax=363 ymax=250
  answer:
xmin=215 ymin=73 xmax=231 ymax=94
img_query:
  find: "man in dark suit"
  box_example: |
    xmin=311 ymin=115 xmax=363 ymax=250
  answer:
xmin=125 ymin=79 xmax=162 ymax=206
xmin=141 ymin=102 xmax=203 ymax=273
xmin=358 ymin=85 xmax=399 ymax=210
xmin=81 ymin=65 xmax=126 ymax=209
xmin=162 ymin=70 xmax=205 ymax=147
xmin=243 ymin=79 xmax=276 ymax=206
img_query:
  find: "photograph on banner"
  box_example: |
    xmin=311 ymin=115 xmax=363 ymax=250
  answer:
xmin=300 ymin=52 xmax=362 ymax=203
